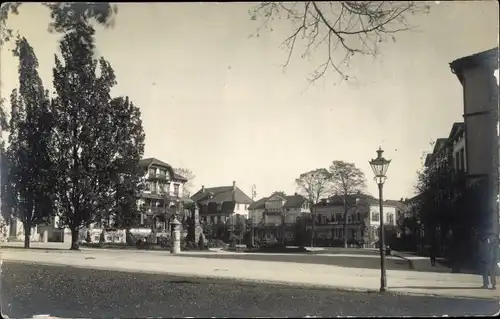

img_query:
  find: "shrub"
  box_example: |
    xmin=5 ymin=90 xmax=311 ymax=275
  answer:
xmin=198 ymin=233 xmax=207 ymax=250
xmin=207 ymin=239 xmax=227 ymax=249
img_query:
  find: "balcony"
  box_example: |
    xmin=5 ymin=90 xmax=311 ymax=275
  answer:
xmin=148 ymin=173 xmax=169 ymax=180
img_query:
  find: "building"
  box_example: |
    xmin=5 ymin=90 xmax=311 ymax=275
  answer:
xmin=82 ymin=157 xmax=191 ymax=243
xmin=449 ymin=47 xmax=499 ymax=234
xmin=312 ymin=193 xmax=398 ymax=246
xmin=190 ymin=181 xmax=253 ymax=225
xmin=137 ymin=157 xmax=189 ymax=229
xmin=248 ymin=193 xmax=310 ymax=226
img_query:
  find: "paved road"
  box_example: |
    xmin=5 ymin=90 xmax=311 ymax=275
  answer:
xmin=178 ymin=252 xmax=450 ymax=273
xmin=1 ymin=262 xmax=497 ymax=318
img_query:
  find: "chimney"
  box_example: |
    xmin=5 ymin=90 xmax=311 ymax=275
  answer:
xmin=232 ymin=181 xmax=236 ymax=201
xmin=294 ymin=192 xmax=298 ymax=196
xmin=201 ymin=185 xmax=205 ymax=193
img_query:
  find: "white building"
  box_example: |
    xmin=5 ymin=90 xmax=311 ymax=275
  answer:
xmin=190 ymin=181 xmax=254 ymax=225
xmin=313 ymin=194 xmax=399 ymax=244
xmin=248 ymin=193 xmax=311 ymax=226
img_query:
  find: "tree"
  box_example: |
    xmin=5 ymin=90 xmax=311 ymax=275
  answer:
xmin=174 ymin=167 xmax=195 ymax=197
xmin=295 ymin=168 xmax=332 ymax=246
xmin=413 ymin=153 xmax=458 ymax=256
xmin=5 ymin=37 xmax=56 ymax=248
xmin=51 ymin=22 xmax=119 ymax=249
xmin=329 ymin=160 xmax=366 ymax=248
xmin=0 ymin=2 xmax=117 ymax=46
xmin=107 ymin=97 xmax=146 ymax=240
xmin=271 ymin=191 xmax=287 ymax=197
xmin=249 ymin=2 xmax=430 ymax=83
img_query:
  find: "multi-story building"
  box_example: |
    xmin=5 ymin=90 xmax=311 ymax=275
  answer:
xmin=449 ymin=47 xmax=499 ymax=234
xmin=248 ymin=193 xmax=310 ymax=226
xmin=137 ymin=158 xmax=189 ymax=230
xmin=312 ymin=193 xmax=398 ymax=246
xmin=190 ymin=181 xmax=254 ymax=225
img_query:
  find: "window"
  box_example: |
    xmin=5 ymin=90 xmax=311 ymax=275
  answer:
xmin=335 ymin=213 xmax=342 ymax=222
xmin=372 ymin=212 xmax=380 ymax=222
xmin=149 ymin=168 xmax=156 ymax=177
xmin=210 ymin=216 xmax=215 ymax=224
xmin=244 ymin=204 xmax=247 ymax=210
xmin=388 ymin=214 xmax=394 ymax=224
xmin=350 ymin=229 xmax=357 ymax=240
xmin=145 ymin=182 xmax=150 ymax=192
xmin=459 ymin=149 xmax=465 ymax=171
xmin=151 ymin=183 xmax=157 ymax=193
xmin=174 ymin=184 xmax=180 ymax=197
xmin=455 ymin=153 xmax=460 ymax=171
xmin=236 ymin=203 xmax=240 ymax=210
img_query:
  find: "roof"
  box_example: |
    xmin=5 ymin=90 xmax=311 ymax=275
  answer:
xmin=283 ymin=194 xmax=308 ymax=208
xmin=138 ymin=158 xmax=188 ymax=182
xmin=139 ymin=158 xmax=172 ymax=168
xmin=384 ymin=199 xmax=407 ymax=210
xmin=247 ymin=194 xmax=308 ymax=210
xmin=448 ymin=122 xmax=465 ymax=142
xmin=450 ymin=47 xmax=499 ymax=75
xmin=190 ymin=186 xmax=254 ymax=205
xmin=314 ymin=193 xmax=378 ymax=207
xmin=248 ymin=197 xmax=268 ymax=210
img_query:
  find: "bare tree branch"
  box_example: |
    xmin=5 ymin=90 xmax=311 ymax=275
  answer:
xmin=249 ymin=1 xmax=430 ymax=84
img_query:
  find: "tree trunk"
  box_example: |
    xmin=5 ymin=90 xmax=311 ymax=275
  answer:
xmin=70 ymin=226 xmax=79 ymax=250
xmin=343 ymin=197 xmax=348 ymax=249
xmin=23 ymin=221 xmax=31 ymax=249
xmin=311 ymin=207 xmax=315 ymax=247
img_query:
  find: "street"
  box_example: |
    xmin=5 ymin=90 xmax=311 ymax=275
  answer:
xmin=177 ymin=252 xmax=449 ymax=273
xmin=1 ymin=262 xmax=498 ymax=318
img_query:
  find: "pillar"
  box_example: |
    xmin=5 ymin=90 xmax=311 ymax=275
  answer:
xmin=170 ymin=217 xmax=181 ymax=254
xmin=42 ymin=229 xmax=48 ymax=243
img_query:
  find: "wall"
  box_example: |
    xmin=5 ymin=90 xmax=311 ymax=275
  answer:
xmin=249 ymin=208 xmax=265 ymax=225
xmin=368 ymin=204 xmax=397 ymax=226
xmin=462 ymin=65 xmax=497 ymax=177
xmin=233 ymin=202 xmax=250 ymax=217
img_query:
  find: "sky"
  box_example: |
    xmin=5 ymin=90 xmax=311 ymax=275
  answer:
xmin=1 ymin=2 xmax=498 ymax=202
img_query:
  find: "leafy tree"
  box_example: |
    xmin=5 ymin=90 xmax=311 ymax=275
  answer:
xmin=5 ymin=37 xmax=56 ymax=248
xmin=329 ymin=160 xmax=366 ymax=248
xmin=107 ymin=97 xmax=146 ymax=238
xmin=51 ymin=22 xmax=118 ymax=249
xmin=295 ymin=168 xmax=332 ymax=246
xmin=0 ymin=2 xmax=117 ymax=46
xmin=271 ymin=191 xmax=287 ymax=197
xmin=249 ymin=2 xmax=430 ymax=83
xmin=174 ymin=167 xmax=195 ymax=197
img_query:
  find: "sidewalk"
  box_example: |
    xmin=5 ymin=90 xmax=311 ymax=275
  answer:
xmin=1 ymin=249 xmax=498 ymax=300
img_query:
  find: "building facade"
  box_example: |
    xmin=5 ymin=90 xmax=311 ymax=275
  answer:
xmin=312 ymin=194 xmax=399 ymax=246
xmin=190 ymin=181 xmax=254 ymax=225
xmin=450 ymin=47 xmax=499 ymax=235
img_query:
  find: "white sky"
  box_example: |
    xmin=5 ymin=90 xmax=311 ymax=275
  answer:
xmin=1 ymin=2 xmax=498 ymax=200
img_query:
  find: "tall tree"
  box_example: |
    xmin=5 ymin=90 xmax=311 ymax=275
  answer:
xmin=249 ymin=2 xmax=430 ymax=83
xmin=329 ymin=160 xmax=366 ymax=248
xmin=174 ymin=167 xmax=195 ymax=197
xmin=6 ymin=37 xmax=56 ymax=248
xmin=107 ymin=97 xmax=146 ymax=241
xmin=0 ymin=2 xmax=117 ymax=46
xmin=296 ymin=168 xmax=332 ymax=246
xmin=51 ymin=22 xmax=118 ymax=249
xmin=271 ymin=191 xmax=287 ymax=197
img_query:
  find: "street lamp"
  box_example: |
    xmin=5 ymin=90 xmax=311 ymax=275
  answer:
xmin=369 ymin=147 xmax=392 ymax=292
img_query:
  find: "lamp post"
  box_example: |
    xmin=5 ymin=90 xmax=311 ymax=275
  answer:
xmin=369 ymin=147 xmax=391 ymax=292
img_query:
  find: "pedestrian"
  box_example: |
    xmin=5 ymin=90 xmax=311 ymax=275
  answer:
xmin=430 ymin=244 xmax=437 ymax=267
xmin=479 ymin=234 xmax=496 ymax=289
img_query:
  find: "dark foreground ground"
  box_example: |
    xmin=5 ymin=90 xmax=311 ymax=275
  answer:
xmin=1 ymin=262 xmax=498 ymax=318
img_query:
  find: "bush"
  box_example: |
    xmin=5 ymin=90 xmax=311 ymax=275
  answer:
xmin=198 ymin=233 xmax=207 ymax=250
xmin=207 ymin=239 xmax=228 ymax=249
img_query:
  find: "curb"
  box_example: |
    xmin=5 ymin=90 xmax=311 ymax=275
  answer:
xmin=2 ymin=258 xmax=497 ymax=301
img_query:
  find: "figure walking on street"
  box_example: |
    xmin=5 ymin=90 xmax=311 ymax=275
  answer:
xmin=430 ymin=243 xmax=437 ymax=267
xmin=479 ymin=234 xmax=496 ymax=289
